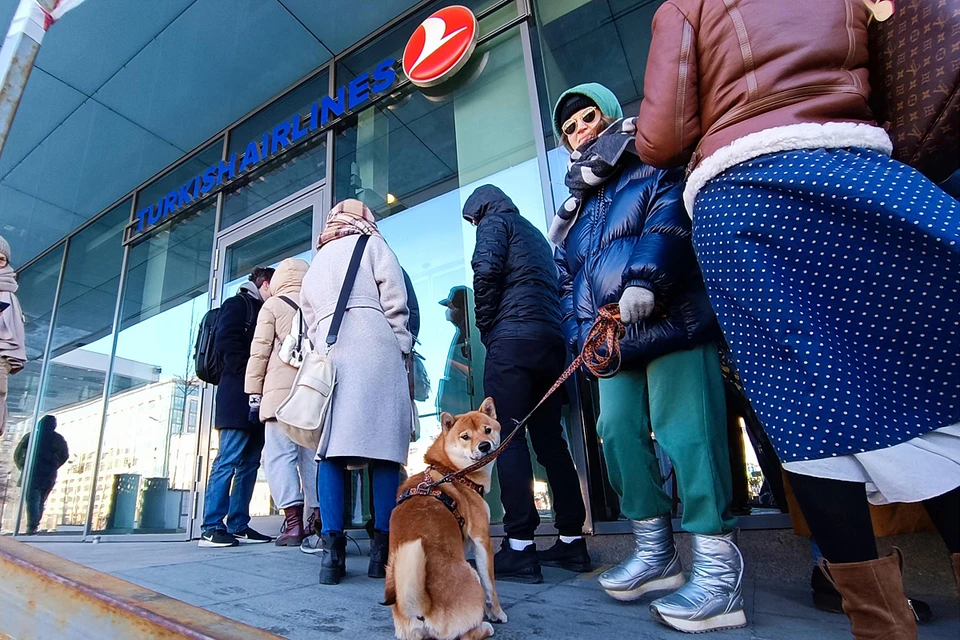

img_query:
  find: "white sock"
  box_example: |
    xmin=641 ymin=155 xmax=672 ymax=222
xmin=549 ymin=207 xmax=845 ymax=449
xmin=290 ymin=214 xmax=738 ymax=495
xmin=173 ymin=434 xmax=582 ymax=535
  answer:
xmin=508 ymin=538 xmax=534 ymax=551
xmin=559 ymin=535 xmax=582 ymax=544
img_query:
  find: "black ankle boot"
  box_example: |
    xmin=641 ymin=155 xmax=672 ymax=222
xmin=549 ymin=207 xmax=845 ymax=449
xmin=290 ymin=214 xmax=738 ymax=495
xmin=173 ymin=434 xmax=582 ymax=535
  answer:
xmin=319 ymin=533 xmax=347 ymax=585
xmin=368 ymin=530 xmax=389 ymax=579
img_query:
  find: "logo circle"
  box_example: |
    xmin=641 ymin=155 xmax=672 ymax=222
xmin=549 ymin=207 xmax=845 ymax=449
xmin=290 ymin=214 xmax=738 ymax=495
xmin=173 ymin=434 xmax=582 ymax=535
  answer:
xmin=402 ymin=6 xmax=479 ymax=88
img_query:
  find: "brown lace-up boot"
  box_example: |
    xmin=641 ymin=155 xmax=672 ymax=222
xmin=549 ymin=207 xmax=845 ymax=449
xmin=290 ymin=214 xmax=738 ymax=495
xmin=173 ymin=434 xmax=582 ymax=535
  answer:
xmin=820 ymin=548 xmax=917 ymax=640
xmin=305 ymin=507 xmax=321 ymax=537
xmin=275 ymin=504 xmax=305 ymax=547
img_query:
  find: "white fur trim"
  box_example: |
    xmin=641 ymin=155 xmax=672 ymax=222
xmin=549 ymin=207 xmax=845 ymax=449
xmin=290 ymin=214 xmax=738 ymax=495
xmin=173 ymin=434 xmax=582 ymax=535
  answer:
xmin=683 ymin=123 xmax=894 ymax=215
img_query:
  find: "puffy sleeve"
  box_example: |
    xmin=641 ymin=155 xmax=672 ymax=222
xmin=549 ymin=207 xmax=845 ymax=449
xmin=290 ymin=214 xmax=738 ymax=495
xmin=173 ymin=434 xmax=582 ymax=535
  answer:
xmin=554 ymin=245 xmax=580 ymax=355
xmin=245 ymin=304 xmax=275 ymax=395
xmin=635 ymin=1 xmax=701 ymax=168
xmin=621 ymin=173 xmax=697 ymax=297
xmin=372 ymin=236 xmax=413 ymax=355
xmin=470 ymin=214 xmax=509 ymax=343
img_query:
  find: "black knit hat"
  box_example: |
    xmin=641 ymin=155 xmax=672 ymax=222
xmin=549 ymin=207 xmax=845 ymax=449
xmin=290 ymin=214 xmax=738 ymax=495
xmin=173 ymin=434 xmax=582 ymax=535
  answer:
xmin=556 ymin=93 xmax=598 ymax=133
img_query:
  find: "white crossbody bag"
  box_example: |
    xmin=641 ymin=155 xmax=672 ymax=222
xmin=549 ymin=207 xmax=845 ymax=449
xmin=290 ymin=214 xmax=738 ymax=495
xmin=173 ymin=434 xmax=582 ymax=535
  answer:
xmin=275 ymin=236 xmax=368 ymax=438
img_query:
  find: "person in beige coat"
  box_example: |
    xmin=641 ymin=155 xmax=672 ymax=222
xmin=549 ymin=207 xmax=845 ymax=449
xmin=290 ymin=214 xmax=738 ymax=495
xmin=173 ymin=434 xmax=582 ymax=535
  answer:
xmin=245 ymin=257 xmax=318 ymax=546
xmin=0 ymin=236 xmax=26 ymax=437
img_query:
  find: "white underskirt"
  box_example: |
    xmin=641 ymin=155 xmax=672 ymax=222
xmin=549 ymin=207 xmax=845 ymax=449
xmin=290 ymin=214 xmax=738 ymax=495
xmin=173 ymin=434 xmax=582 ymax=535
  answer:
xmin=783 ymin=423 xmax=960 ymax=505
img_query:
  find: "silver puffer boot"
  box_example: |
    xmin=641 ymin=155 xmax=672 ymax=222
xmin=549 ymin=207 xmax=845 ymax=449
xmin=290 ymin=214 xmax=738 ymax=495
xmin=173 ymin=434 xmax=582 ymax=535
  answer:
xmin=649 ymin=531 xmax=747 ymax=633
xmin=598 ymin=515 xmax=685 ymax=601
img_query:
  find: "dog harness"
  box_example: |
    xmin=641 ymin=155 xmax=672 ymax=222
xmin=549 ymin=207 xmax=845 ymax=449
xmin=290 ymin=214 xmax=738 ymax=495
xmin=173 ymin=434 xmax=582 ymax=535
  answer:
xmin=396 ymin=465 xmax=485 ymax=535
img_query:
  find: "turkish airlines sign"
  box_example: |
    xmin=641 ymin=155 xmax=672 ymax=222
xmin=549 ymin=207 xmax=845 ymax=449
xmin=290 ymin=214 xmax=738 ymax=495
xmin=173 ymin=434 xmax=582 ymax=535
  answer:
xmin=403 ymin=5 xmax=479 ymax=88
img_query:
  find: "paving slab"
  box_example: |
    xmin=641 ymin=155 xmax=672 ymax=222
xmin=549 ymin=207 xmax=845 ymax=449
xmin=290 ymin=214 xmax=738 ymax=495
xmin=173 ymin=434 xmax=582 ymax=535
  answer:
xmin=31 ymin=538 xmax=960 ymax=640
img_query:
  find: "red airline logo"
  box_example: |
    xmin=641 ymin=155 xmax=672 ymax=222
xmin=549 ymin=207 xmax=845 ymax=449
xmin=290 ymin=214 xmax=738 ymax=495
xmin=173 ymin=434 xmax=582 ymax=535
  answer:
xmin=402 ymin=5 xmax=479 ymax=88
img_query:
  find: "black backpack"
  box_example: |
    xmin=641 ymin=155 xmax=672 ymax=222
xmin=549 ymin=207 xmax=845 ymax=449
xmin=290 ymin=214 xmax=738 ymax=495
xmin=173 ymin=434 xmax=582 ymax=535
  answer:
xmin=194 ymin=294 xmax=255 ymax=385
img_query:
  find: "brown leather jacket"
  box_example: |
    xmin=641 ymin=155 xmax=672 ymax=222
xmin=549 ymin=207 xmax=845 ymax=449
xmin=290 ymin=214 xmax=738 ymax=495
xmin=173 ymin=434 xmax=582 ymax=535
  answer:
xmin=636 ymin=0 xmax=876 ymax=170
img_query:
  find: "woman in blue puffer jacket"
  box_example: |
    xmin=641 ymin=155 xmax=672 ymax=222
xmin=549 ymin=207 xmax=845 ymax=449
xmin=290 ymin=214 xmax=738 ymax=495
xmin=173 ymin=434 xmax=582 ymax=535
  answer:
xmin=552 ymin=83 xmax=745 ymax=633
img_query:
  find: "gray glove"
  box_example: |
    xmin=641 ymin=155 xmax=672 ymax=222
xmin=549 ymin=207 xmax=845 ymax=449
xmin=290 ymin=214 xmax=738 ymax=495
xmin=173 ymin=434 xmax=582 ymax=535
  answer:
xmin=618 ymin=286 xmax=655 ymax=325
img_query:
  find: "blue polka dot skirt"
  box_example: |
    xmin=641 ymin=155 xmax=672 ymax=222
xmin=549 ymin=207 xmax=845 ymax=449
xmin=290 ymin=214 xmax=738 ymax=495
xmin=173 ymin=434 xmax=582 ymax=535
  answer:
xmin=693 ymin=148 xmax=959 ymax=463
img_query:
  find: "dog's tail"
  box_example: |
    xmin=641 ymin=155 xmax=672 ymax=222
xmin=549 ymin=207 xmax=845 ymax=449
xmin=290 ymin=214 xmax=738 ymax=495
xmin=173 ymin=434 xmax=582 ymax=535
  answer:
xmin=391 ymin=539 xmax=429 ymax=619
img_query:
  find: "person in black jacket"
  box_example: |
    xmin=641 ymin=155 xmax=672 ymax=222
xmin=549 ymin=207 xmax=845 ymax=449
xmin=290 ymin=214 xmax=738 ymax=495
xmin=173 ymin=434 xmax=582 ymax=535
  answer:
xmin=551 ymin=84 xmax=742 ymax=631
xmin=463 ymin=184 xmax=588 ymax=583
xmin=199 ymin=267 xmax=275 ymax=548
xmin=15 ymin=415 xmax=68 ymax=534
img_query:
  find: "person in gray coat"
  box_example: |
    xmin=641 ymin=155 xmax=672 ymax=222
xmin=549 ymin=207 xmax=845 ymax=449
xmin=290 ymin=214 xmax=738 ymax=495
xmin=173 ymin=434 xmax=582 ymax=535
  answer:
xmin=300 ymin=199 xmax=413 ymax=585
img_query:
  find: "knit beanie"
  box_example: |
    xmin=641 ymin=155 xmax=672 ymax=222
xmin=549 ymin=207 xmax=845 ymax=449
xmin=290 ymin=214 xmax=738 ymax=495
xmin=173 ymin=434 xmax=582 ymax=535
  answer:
xmin=557 ymin=94 xmax=598 ymax=130
xmin=0 ymin=235 xmax=10 ymax=262
xmin=552 ymin=83 xmax=624 ymax=140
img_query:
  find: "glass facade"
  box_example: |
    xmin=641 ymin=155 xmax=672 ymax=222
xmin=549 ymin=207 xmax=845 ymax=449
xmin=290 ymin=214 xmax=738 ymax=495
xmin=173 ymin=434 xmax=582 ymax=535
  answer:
xmin=1 ymin=0 xmax=773 ymax=540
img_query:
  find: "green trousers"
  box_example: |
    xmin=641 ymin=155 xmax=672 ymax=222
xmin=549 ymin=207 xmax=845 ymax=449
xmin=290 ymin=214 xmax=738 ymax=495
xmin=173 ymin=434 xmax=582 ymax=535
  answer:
xmin=597 ymin=343 xmax=737 ymax=534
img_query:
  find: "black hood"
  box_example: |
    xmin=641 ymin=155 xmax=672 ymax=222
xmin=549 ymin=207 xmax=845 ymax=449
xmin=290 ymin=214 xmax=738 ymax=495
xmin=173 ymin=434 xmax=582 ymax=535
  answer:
xmin=462 ymin=185 xmax=518 ymax=224
xmin=39 ymin=415 xmax=57 ymax=433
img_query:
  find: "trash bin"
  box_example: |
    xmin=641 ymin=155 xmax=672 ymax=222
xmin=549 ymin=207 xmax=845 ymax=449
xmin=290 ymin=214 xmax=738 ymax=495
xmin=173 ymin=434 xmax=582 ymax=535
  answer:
xmin=138 ymin=477 xmax=170 ymax=530
xmin=105 ymin=473 xmax=140 ymax=531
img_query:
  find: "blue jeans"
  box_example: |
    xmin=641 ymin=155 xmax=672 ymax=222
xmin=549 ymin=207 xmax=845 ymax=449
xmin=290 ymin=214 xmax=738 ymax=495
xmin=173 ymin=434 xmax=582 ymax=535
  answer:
xmin=317 ymin=459 xmax=400 ymax=535
xmin=202 ymin=428 xmax=264 ymax=534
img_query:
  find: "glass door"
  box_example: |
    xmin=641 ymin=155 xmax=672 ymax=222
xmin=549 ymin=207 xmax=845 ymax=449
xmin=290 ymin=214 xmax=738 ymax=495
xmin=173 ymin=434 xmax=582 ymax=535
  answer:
xmin=192 ymin=186 xmax=323 ymax=538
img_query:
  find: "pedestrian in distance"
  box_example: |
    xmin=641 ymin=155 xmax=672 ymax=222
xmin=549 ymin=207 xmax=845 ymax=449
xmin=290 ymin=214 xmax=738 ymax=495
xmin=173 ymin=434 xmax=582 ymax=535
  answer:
xmin=15 ymin=415 xmax=68 ymax=534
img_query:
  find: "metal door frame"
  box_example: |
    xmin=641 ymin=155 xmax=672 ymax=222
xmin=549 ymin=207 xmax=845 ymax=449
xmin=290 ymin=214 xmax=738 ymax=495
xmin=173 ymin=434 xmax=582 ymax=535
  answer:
xmin=191 ymin=181 xmax=324 ymax=540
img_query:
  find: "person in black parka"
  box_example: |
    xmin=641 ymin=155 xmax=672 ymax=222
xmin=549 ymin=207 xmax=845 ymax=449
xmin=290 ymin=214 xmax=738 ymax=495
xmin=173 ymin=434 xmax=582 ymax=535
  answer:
xmin=464 ymin=185 xmax=589 ymax=583
xmin=15 ymin=415 xmax=68 ymax=534
xmin=551 ymin=84 xmax=741 ymax=623
xmin=200 ymin=267 xmax=274 ymax=548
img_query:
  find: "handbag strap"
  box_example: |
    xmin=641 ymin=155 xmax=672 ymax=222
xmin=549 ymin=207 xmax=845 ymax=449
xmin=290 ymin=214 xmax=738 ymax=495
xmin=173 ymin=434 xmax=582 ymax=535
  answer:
xmin=326 ymin=234 xmax=369 ymax=348
xmin=279 ymin=295 xmax=299 ymax=311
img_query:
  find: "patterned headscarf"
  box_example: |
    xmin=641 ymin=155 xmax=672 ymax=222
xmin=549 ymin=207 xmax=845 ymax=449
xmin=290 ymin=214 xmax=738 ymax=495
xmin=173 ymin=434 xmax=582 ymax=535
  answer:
xmin=317 ymin=199 xmax=381 ymax=249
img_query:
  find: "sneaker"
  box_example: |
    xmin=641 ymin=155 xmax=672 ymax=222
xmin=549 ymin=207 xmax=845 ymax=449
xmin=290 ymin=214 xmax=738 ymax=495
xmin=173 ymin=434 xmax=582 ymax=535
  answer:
xmin=300 ymin=534 xmax=323 ymax=555
xmin=494 ymin=538 xmax=543 ymax=584
xmin=538 ymin=538 xmax=592 ymax=573
xmin=199 ymin=529 xmax=238 ymax=548
xmin=232 ymin=527 xmax=272 ymax=544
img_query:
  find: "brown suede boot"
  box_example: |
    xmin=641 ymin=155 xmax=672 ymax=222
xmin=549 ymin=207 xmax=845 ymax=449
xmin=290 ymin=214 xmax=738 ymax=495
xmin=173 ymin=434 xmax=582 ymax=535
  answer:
xmin=820 ymin=549 xmax=917 ymax=640
xmin=275 ymin=504 xmax=305 ymax=547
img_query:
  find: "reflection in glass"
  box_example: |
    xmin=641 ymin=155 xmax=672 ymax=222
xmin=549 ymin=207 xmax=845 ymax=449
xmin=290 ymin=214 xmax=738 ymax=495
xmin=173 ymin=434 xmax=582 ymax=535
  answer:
xmin=90 ymin=204 xmax=215 ymax=534
xmin=0 ymin=245 xmax=64 ymax=534
xmin=14 ymin=200 xmax=131 ymax=535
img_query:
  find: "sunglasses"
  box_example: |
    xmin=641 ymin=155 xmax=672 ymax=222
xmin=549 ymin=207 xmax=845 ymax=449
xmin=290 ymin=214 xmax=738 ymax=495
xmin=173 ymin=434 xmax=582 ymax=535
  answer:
xmin=562 ymin=107 xmax=599 ymax=137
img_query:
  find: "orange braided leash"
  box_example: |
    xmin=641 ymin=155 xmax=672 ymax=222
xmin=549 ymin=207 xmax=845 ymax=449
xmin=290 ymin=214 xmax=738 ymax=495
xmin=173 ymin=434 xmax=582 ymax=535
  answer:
xmin=427 ymin=304 xmax=625 ymax=488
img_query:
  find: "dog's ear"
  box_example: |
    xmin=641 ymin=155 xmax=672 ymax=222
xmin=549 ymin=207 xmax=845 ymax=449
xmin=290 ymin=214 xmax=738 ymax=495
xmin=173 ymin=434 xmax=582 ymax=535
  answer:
xmin=441 ymin=412 xmax=457 ymax=431
xmin=479 ymin=397 xmax=497 ymax=420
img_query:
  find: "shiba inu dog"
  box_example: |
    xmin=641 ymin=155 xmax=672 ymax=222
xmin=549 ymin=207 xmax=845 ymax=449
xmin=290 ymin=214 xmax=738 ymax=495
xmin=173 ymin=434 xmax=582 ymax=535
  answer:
xmin=384 ymin=397 xmax=508 ymax=640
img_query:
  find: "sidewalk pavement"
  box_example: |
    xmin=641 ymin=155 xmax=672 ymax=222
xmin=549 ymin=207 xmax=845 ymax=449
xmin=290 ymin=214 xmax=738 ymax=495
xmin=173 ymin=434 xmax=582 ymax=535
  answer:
xmin=36 ymin=535 xmax=959 ymax=640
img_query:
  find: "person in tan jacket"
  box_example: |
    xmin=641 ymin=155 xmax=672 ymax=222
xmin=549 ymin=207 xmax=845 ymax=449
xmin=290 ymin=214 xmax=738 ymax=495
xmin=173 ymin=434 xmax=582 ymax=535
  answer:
xmin=245 ymin=257 xmax=318 ymax=546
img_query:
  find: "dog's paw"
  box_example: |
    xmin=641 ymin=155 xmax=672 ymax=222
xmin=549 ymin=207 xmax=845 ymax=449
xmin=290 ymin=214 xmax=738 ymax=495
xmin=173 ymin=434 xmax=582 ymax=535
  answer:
xmin=485 ymin=605 xmax=508 ymax=624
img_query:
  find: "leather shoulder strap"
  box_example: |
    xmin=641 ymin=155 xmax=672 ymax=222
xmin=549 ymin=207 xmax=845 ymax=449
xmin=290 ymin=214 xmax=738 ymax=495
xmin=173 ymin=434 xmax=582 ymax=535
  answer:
xmin=326 ymin=235 xmax=369 ymax=347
